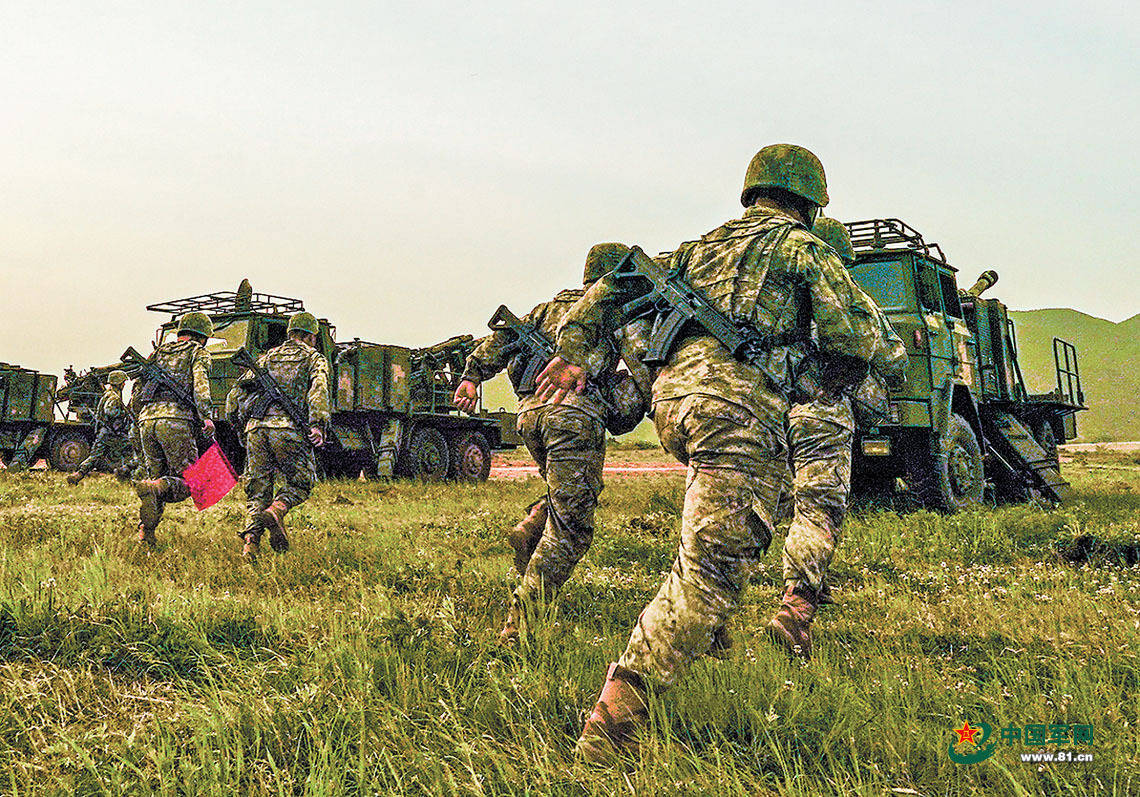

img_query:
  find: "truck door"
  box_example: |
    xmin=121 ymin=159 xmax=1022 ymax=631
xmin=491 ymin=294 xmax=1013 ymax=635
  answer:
xmin=914 ymin=259 xmax=955 ymax=390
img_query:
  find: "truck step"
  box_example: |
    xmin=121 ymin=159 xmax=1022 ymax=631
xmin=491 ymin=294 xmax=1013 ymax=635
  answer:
xmin=983 ymin=411 xmax=1071 ymax=502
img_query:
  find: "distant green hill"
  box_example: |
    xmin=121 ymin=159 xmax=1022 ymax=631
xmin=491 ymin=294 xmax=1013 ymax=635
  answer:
xmin=1009 ymin=309 xmax=1140 ymax=442
xmin=483 ymin=307 xmax=1138 ymax=446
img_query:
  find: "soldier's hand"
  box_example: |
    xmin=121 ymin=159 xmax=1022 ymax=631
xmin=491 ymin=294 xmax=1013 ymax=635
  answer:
xmin=535 ymin=357 xmax=586 ymax=404
xmin=309 ymin=426 xmax=325 ymax=447
xmin=202 ymin=419 xmax=216 ymax=438
xmin=453 ymin=380 xmax=479 ymax=413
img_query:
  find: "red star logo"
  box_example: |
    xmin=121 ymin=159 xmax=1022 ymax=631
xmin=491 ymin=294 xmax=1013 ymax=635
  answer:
xmin=954 ymin=721 xmax=981 ymax=745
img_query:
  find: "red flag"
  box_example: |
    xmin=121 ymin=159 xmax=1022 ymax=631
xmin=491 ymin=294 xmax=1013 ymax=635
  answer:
xmin=183 ymin=442 xmax=238 ymax=511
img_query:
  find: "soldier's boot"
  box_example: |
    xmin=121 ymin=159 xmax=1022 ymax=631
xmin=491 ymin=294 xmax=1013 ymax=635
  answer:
xmin=708 ymin=624 xmax=733 ymax=660
xmin=259 ymin=501 xmax=290 ymax=553
xmin=134 ymin=479 xmax=165 ymax=531
xmin=507 ymin=500 xmax=547 ymax=574
xmin=575 ymin=663 xmax=650 ymax=765
xmin=114 ymin=466 xmax=132 ymax=482
xmin=765 ymin=584 xmax=819 ymax=661
xmin=497 ymin=598 xmax=522 ymax=646
xmin=66 ymin=472 xmax=83 ymax=486
xmin=137 ymin=523 xmax=156 ymax=548
xmin=242 ymin=532 xmax=261 ymax=560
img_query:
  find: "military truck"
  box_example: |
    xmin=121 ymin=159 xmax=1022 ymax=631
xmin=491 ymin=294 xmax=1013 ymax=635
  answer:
xmin=844 ymin=219 xmax=1086 ymax=511
xmin=128 ymin=283 xmax=513 ymax=481
xmin=0 ymin=363 xmax=95 ymax=471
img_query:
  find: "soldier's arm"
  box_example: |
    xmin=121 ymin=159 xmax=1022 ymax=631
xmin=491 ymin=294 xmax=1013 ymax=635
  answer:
xmin=554 ymin=272 xmax=645 ymax=368
xmin=193 ymin=349 xmax=213 ymax=419
xmin=793 ymin=239 xmax=884 ymax=389
xmin=307 ymin=352 xmax=331 ymax=428
xmin=867 ymin=300 xmax=908 ymax=388
xmin=103 ymin=393 xmax=126 ymax=424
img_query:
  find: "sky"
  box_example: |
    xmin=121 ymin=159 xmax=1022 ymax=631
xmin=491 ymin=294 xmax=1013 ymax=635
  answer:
xmin=2 ymin=1 xmax=1137 ymax=376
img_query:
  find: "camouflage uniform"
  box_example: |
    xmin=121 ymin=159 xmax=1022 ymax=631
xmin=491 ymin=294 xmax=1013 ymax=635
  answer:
xmin=463 ymin=290 xmax=646 ymax=632
xmin=784 ymin=302 xmax=906 ymax=593
xmin=136 ymin=339 xmax=212 ymax=528
xmin=75 ymin=388 xmax=133 ymax=478
xmin=226 ymin=338 xmax=330 ymax=541
xmin=557 ymin=204 xmax=887 ymax=687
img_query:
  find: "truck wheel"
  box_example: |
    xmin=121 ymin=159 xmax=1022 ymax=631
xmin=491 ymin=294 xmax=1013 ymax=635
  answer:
xmin=449 ymin=431 xmax=492 ymax=482
xmin=403 ymin=426 xmax=449 ymax=480
xmin=904 ymin=414 xmax=984 ymax=512
xmin=48 ymin=431 xmax=90 ymax=472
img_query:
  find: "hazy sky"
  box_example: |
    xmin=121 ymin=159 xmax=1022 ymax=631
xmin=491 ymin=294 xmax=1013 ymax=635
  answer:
xmin=2 ymin=1 xmax=1136 ymax=376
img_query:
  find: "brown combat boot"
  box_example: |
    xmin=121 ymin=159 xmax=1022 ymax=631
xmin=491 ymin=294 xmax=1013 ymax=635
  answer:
xmin=575 ymin=663 xmax=650 ymax=765
xmin=507 ymin=500 xmax=547 ymax=574
xmin=497 ymin=599 xmax=522 ymax=646
xmin=134 ymin=479 xmax=164 ymax=530
xmin=765 ymin=584 xmax=819 ymax=661
xmin=708 ymin=624 xmax=733 ymax=660
xmin=242 ymin=532 xmax=260 ymax=560
xmin=66 ymin=472 xmax=83 ymax=486
xmin=137 ymin=523 xmax=156 ymax=548
xmin=259 ymin=501 xmax=290 ymax=553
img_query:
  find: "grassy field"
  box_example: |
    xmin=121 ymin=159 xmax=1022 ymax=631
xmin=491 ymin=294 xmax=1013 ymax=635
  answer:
xmin=0 ymin=450 xmax=1138 ymax=795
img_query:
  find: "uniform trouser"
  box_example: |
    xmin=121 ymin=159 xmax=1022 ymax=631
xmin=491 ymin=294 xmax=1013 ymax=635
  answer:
xmin=139 ymin=418 xmax=197 ymax=526
xmin=243 ymin=427 xmax=316 ymax=538
xmin=77 ymin=429 xmax=132 ymax=476
xmin=512 ymin=404 xmax=605 ymax=615
xmin=783 ymin=400 xmax=853 ymax=591
xmin=617 ymin=394 xmax=785 ymax=688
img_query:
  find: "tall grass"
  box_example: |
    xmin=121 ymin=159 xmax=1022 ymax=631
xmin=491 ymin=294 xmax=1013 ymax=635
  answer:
xmin=0 ymin=458 xmax=1136 ymax=795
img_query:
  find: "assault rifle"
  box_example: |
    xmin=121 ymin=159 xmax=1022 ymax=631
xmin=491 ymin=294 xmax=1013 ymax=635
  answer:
xmin=615 ymin=246 xmax=791 ymax=368
xmin=613 ymin=246 xmax=864 ymax=399
xmin=231 ymin=347 xmax=318 ymax=444
xmin=121 ymin=346 xmax=209 ymax=433
xmin=488 ymin=305 xmax=555 ymax=394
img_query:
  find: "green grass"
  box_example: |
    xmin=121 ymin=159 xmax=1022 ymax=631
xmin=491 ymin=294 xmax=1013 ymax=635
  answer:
xmin=0 ymin=458 xmax=1137 ymax=795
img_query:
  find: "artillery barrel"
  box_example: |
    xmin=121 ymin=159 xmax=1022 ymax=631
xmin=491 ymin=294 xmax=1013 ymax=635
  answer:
xmin=964 ymin=269 xmax=999 ymax=297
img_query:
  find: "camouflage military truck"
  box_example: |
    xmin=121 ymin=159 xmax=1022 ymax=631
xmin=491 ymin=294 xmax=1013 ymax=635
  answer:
xmin=0 ymin=363 xmax=96 ymax=471
xmin=132 ymin=282 xmax=515 ymax=481
xmin=843 ymin=219 xmax=1086 ymax=511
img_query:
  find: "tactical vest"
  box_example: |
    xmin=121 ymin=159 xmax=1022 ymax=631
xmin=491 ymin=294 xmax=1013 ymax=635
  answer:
xmin=249 ymin=340 xmax=313 ymax=419
xmin=135 ymin=340 xmax=199 ymax=408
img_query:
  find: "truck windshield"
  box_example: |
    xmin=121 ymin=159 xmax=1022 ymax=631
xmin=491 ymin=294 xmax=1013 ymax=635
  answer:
xmin=849 ymin=261 xmax=910 ymax=309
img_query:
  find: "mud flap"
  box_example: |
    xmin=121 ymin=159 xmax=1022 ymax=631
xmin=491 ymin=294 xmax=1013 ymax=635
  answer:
xmin=982 ymin=411 xmax=1070 ymax=502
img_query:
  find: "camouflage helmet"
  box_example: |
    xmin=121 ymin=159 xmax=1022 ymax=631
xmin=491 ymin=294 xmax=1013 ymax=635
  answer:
xmin=811 ymin=216 xmax=855 ymax=264
xmin=583 ymin=242 xmax=630 ymax=284
xmin=106 ymin=370 xmax=128 ymax=387
xmin=178 ymin=312 xmax=214 ymax=340
xmin=740 ymin=144 xmax=829 ymax=208
xmin=287 ymin=311 xmax=320 ymax=337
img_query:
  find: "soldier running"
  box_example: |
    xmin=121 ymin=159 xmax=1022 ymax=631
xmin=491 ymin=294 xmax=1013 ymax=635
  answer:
xmin=132 ymin=312 xmax=215 ymax=547
xmin=537 ymin=144 xmax=890 ymax=762
xmin=766 ymin=216 xmax=907 ymax=659
xmin=453 ymin=244 xmax=650 ymax=646
xmin=225 ymin=311 xmax=329 ymax=558
xmin=67 ymin=370 xmax=134 ymax=484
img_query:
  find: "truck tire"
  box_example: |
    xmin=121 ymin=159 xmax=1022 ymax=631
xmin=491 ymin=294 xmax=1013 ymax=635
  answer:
xmin=904 ymin=413 xmax=984 ymax=512
xmin=402 ymin=426 xmax=449 ymax=480
xmin=48 ymin=430 xmax=90 ymax=472
xmin=449 ymin=430 xmax=492 ymax=482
